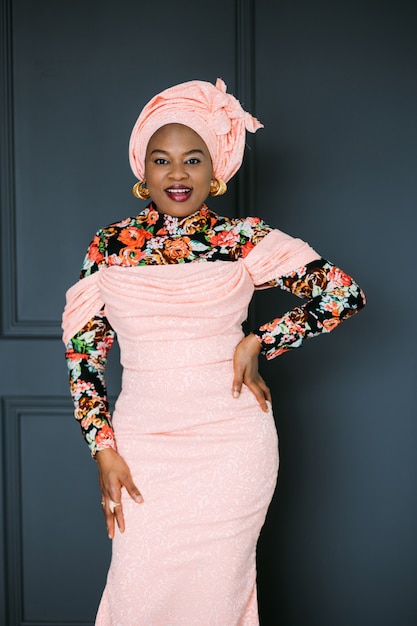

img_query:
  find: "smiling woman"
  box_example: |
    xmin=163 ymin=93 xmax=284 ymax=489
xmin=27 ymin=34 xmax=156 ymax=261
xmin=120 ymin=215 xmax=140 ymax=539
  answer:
xmin=62 ymin=78 xmax=365 ymax=625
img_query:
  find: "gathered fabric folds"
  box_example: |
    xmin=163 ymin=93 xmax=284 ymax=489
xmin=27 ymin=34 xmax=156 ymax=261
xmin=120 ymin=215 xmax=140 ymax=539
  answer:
xmin=62 ymin=230 xmax=319 ymax=346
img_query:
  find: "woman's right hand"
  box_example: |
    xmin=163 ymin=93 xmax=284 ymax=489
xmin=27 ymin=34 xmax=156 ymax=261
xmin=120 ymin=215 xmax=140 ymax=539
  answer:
xmin=96 ymin=448 xmax=143 ymax=539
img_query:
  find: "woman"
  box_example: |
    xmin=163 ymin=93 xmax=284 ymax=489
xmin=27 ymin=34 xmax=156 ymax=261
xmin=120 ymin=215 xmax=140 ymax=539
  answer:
xmin=63 ymin=78 xmax=365 ymax=625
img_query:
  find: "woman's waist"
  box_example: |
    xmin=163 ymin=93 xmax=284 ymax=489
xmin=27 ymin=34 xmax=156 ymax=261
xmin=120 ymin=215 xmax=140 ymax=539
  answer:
xmin=113 ymin=368 xmax=271 ymax=435
xmin=120 ymin=358 xmax=233 ymax=396
xmin=118 ymin=332 xmax=242 ymax=371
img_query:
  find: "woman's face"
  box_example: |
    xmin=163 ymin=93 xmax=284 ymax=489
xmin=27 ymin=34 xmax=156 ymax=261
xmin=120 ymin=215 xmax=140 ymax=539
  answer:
xmin=144 ymin=123 xmax=214 ymax=217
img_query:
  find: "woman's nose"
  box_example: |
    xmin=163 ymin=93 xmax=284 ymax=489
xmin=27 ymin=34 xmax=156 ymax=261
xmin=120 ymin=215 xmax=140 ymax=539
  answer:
xmin=169 ymin=162 xmax=188 ymax=179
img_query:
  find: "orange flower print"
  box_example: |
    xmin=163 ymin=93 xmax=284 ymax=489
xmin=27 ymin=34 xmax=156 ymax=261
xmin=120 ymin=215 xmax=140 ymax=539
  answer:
xmin=209 ymin=231 xmax=239 ymax=247
xmin=327 ymin=266 xmax=352 ymax=287
xmin=181 ymin=214 xmax=210 ymax=234
xmin=147 ymin=209 xmax=159 ymax=225
xmin=287 ymin=307 xmax=308 ymax=325
xmin=96 ymin=335 xmax=114 ymax=353
xmin=163 ymin=238 xmax=192 ymax=261
xmin=265 ymin=347 xmax=289 ymax=360
xmin=198 ymin=205 xmax=216 ymax=228
xmin=323 ymin=318 xmax=341 ymax=331
xmin=241 ymin=241 xmax=255 ymax=258
xmin=118 ymin=227 xmax=152 ymax=248
xmin=96 ymin=425 xmax=116 ymax=447
xmin=78 ymin=395 xmax=100 ymax=412
xmin=260 ymin=320 xmax=279 ymax=332
xmin=119 ymin=247 xmax=147 ymax=265
xmin=246 ymin=217 xmax=261 ymax=226
xmin=88 ymin=235 xmax=105 ymax=263
xmin=81 ymin=414 xmax=95 ymax=430
xmin=323 ymin=300 xmax=342 ymax=316
xmin=285 ymin=267 xmax=327 ymax=297
xmin=65 ymin=348 xmax=88 ymax=361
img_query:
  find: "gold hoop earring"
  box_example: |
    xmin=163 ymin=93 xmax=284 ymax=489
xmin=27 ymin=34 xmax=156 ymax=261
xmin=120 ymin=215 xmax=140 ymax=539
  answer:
xmin=132 ymin=181 xmax=150 ymax=200
xmin=209 ymin=178 xmax=227 ymax=197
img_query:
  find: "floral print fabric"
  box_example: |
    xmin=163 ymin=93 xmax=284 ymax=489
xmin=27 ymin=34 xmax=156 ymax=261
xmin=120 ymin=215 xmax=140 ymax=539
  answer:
xmin=66 ymin=310 xmax=116 ymax=454
xmin=66 ymin=203 xmax=365 ymax=455
xmin=254 ymin=260 xmax=365 ymax=359
xmin=79 ymin=204 xmax=271 ymax=278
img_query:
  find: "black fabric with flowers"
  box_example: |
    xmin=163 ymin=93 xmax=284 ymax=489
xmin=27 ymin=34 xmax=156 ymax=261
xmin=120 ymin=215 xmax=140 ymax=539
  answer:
xmin=79 ymin=203 xmax=271 ymax=277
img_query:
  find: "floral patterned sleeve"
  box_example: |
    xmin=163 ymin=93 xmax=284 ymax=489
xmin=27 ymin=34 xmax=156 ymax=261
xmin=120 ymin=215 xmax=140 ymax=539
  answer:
xmin=253 ymin=258 xmax=366 ymax=360
xmin=65 ymin=231 xmax=117 ymax=457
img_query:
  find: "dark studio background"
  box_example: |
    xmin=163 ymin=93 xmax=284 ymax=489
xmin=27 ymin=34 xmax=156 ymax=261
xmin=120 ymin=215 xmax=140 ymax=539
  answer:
xmin=0 ymin=1 xmax=416 ymax=625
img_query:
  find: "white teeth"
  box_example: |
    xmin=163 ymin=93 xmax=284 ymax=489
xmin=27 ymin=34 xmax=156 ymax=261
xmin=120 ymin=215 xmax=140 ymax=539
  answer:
xmin=166 ymin=188 xmax=190 ymax=193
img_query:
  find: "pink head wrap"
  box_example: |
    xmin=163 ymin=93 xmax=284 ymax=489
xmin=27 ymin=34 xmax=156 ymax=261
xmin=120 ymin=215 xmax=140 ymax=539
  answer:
xmin=129 ymin=78 xmax=263 ymax=183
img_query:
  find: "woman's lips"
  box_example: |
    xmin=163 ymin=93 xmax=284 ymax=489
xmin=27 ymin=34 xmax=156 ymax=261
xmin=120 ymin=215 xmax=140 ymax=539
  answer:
xmin=165 ymin=187 xmax=192 ymax=202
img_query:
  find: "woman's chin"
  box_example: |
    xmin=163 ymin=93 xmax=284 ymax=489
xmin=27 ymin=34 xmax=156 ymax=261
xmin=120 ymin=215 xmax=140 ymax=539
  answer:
xmin=153 ymin=195 xmax=205 ymax=218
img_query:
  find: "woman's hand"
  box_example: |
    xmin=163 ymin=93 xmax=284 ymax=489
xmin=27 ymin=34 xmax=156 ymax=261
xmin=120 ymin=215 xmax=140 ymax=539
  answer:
xmin=96 ymin=448 xmax=143 ymax=539
xmin=232 ymin=333 xmax=271 ymax=412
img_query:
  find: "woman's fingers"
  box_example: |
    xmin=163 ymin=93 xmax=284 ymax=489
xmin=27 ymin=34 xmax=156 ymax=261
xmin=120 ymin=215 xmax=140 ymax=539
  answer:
xmin=96 ymin=448 xmax=144 ymax=538
xmin=258 ymin=375 xmax=272 ymax=404
xmin=232 ymin=362 xmax=244 ymax=398
xmin=232 ymin=335 xmax=271 ymax=411
xmin=245 ymin=376 xmax=270 ymax=412
xmin=124 ymin=476 xmax=144 ymax=504
xmin=233 ymin=366 xmax=271 ymax=412
xmin=112 ymin=501 xmax=125 ymax=536
xmin=100 ymin=497 xmax=116 ymax=538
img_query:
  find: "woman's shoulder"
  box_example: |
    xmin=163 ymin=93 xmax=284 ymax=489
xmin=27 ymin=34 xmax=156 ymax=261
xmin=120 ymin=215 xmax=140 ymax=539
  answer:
xmin=99 ymin=206 xmax=157 ymax=236
xmin=209 ymin=210 xmax=273 ymax=240
xmin=208 ymin=208 xmax=268 ymax=228
xmin=80 ymin=208 xmax=154 ymax=278
xmin=202 ymin=209 xmax=273 ymax=259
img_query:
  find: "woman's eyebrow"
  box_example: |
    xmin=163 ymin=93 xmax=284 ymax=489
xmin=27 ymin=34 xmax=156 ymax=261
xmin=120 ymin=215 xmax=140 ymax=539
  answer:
xmin=149 ymin=148 xmax=205 ymax=156
xmin=149 ymin=149 xmax=170 ymax=155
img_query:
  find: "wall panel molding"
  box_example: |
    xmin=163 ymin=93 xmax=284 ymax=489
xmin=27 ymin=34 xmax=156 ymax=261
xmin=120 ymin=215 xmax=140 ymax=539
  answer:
xmin=235 ymin=0 xmax=257 ymax=329
xmin=0 ymin=0 xmax=61 ymax=338
xmin=0 ymin=0 xmax=19 ymax=336
xmin=2 ymin=396 xmax=106 ymax=626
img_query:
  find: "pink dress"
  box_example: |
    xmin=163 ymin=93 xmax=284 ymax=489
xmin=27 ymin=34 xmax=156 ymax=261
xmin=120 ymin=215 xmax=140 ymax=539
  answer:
xmin=95 ymin=260 xmax=278 ymax=625
xmin=63 ymin=206 xmax=364 ymax=625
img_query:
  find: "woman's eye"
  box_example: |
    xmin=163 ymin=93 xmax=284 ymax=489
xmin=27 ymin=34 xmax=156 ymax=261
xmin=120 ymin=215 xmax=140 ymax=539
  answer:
xmin=186 ymin=158 xmax=200 ymax=165
xmin=154 ymin=158 xmax=168 ymax=165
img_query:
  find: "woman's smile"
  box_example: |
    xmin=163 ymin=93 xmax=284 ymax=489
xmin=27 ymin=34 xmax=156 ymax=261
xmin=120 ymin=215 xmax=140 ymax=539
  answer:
xmin=165 ymin=184 xmax=192 ymax=202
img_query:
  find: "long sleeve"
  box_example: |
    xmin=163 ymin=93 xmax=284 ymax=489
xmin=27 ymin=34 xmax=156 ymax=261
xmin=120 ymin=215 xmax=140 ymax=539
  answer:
xmin=65 ymin=310 xmax=117 ymax=456
xmin=252 ymin=258 xmax=366 ymax=359
xmin=64 ymin=229 xmax=117 ymax=456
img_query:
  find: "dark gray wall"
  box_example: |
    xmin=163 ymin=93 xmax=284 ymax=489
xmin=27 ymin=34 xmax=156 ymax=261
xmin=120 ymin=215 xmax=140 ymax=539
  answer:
xmin=254 ymin=2 xmax=417 ymax=625
xmin=0 ymin=1 xmax=415 ymax=625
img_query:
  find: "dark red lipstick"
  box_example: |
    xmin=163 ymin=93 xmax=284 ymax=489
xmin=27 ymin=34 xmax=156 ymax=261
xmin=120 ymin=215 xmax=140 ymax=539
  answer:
xmin=165 ymin=185 xmax=192 ymax=202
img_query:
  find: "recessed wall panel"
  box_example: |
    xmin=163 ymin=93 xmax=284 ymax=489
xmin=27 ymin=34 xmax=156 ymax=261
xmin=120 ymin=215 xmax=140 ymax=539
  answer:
xmin=3 ymin=0 xmax=238 ymax=336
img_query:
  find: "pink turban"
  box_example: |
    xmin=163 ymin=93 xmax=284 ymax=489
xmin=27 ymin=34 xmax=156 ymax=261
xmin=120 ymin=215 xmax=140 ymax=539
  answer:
xmin=129 ymin=78 xmax=263 ymax=184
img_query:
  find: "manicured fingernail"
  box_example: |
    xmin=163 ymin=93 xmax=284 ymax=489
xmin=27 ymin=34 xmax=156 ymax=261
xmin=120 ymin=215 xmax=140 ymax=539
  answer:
xmin=233 ymin=390 xmax=239 ymax=398
xmin=135 ymin=495 xmax=144 ymax=504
